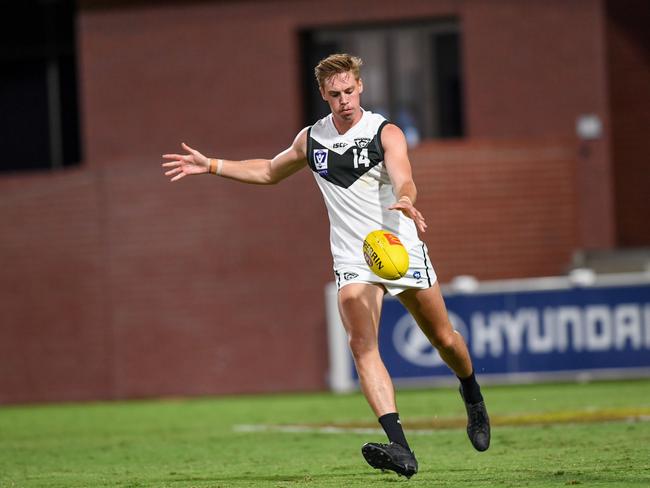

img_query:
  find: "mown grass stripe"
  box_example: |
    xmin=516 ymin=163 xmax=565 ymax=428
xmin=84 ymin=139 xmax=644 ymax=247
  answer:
xmin=234 ymin=406 xmax=650 ymax=434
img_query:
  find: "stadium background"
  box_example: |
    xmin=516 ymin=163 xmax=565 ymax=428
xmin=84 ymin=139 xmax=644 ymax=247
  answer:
xmin=0 ymin=0 xmax=647 ymax=404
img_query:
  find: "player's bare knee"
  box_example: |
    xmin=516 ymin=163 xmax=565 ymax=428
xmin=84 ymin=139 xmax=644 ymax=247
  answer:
xmin=338 ymin=285 xmax=366 ymax=307
xmin=348 ymin=335 xmax=378 ymax=359
xmin=429 ymin=329 xmax=457 ymax=352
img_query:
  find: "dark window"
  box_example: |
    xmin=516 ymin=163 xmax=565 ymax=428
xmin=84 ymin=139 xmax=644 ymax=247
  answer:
xmin=301 ymin=19 xmax=464 ymax=145
xmin=0 ymin=0 xmax=81 ymax=173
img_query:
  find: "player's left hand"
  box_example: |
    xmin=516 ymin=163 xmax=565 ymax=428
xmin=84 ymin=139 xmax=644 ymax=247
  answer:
xmin=161 ymin=142 xmax=210 ymax=182
xmin=389 ymin=198 xmax=427 ymax=233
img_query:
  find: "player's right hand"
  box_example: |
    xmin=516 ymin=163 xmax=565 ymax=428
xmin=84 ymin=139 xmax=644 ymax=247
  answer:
xmin=161 ymin=142 xmax=209 ymax=182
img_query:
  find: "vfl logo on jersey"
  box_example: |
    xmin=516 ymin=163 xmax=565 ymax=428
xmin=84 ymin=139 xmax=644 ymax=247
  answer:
xmin=313 ymin=149 xmax=329 ymax=175
xmin=354 ymin=137 xmax=371 ymax=149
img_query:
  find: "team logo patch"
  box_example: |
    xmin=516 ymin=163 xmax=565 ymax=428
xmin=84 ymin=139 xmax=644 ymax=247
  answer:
xmin=313 ymin=149 xmax=329 ymax=175
xmin=413 ymin=271 xmax=421 ymax=279
xmin=354 ymin=137 xmax=371 ymax=149
xmin=343 ymin=272 xmax=359 ymax=280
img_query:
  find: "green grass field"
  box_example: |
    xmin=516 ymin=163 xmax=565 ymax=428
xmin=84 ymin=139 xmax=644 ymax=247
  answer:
xmin=1 ymin=379 xmax=650 ymax=487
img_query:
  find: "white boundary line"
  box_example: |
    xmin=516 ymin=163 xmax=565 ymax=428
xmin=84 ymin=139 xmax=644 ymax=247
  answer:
xmin=233 ymin=424 xmax=438 ymax=435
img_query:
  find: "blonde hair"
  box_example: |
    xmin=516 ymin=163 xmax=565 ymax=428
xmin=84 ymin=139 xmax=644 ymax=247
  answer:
xmin=314 ymin=53 xmax=363 ymax=87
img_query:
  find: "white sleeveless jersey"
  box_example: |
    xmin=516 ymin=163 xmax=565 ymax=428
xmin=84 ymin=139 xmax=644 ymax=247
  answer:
xmin=307 ymin=110 xmax=427 ymax=272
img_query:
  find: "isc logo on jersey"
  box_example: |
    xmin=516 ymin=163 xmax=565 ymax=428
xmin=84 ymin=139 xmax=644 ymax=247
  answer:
xmin=363 ymin=230 xmax=409 ymax=280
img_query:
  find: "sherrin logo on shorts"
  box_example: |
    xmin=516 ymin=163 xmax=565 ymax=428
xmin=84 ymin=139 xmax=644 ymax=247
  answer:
xmin=362 ymin=230 xmax=409 ymax=281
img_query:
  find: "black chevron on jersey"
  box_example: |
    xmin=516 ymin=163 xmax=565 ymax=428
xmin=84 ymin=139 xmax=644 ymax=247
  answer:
xmin=307 ymin=124 xmax=387 ymax=189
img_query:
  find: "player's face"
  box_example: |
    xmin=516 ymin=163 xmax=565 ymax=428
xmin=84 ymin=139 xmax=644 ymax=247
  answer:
xmin=320 ymin=71 xmax=364 ymax=125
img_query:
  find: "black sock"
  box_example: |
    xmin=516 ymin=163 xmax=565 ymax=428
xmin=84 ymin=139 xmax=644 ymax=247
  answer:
xmin=378 ymin=412 xmax=410 ymax=450
xmin=458 ymin=371 xmax=484 ymax=404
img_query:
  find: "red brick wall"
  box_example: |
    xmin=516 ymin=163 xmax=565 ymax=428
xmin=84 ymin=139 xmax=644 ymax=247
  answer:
xmin=606 ymin=0 xmax=650 ymax=246
xmin=0 ymin=164 xmax=333 ymax=403
xmin=462 ymin=0 xmax=615 ymax=250
xmin=412 ymin=139 xmax=578 ymax=281
xmin=0 ymin=0 xmax=614 ymax=403
xmin=78 ymin=0 xmax=460 ymax=166
xmin=0 ymin=169 xmax=112 ymax=403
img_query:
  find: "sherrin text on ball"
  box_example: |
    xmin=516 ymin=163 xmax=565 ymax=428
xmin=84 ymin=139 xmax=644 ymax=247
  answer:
xmin=362 ymin=230 xmax=409 ymax=280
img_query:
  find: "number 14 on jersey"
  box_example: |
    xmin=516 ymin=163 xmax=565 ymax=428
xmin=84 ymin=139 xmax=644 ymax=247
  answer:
xmin=353 ymin=148 xmax=370 ymax=168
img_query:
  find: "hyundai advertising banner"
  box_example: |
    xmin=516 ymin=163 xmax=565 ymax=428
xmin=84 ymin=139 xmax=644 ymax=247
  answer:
xmin=325 ymin=274 xmax=650 ymax=392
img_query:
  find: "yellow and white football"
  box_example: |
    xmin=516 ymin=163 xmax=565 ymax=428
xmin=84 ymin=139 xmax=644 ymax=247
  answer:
xmin=362 ymin=230 xmax=409 ymax=280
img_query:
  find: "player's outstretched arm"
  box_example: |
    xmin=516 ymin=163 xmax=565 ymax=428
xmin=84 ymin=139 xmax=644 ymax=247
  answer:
xmin=382 ymin=124 xmax=428 ymax=233
xmin=162 ymin=129 xmax=309 ymax=185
